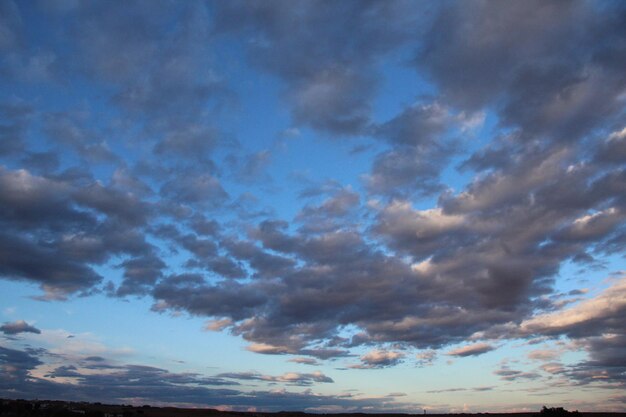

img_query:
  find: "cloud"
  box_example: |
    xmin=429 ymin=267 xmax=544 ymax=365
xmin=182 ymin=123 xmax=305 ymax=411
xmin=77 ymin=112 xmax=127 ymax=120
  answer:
xmin=417 ymin=1 xmax=626 ymax=140
xmin=288 ymin=357 xmax=319 ymax=366
xmin=416 ymin=350 xmax=437 ymax=367
xmin=1 ymin=1 xmax=626 ymax=403
xmin=447 ymin=343 xmax=495 ymax=357
xmin=217 ymin=371 xmax=333 ymax=386
xmin=520 ymin=278 xmax=626 ymax=338
xmin=0 ymin=320 xmax=41 ymax=336
xmin=527 ymin=349 xmax=561 ymax=362
xmin=0 ymin=345 xmax=416 ymax=412
xmin=351 ymin=350 xmax=404 ymax=369
xmin=566 ymin=334 xmax=626 ymax=388
xmin=426 ymin=386 xmax=494 ymax=394
xmin=494 ymin=366 xmax=541 ymax=382
xmin=0 ymin=345 xmax=43 ymax=383
xmin=212 ymin=0 xmax=423 ymax=135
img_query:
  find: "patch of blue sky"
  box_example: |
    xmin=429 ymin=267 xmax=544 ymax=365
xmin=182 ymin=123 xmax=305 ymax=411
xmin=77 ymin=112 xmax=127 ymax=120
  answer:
xmin=554 ymin=254 xmax=623 ymax=296
xmin=0 ymin=278 xmax=250 ymax=377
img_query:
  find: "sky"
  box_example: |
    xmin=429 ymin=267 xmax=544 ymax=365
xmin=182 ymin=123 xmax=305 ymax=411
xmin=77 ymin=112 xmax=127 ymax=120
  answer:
xmin=0 ymin=0 xmax=625 ymax=413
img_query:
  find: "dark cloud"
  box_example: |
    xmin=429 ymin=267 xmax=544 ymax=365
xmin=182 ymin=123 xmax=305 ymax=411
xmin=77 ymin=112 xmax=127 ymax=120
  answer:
xmin=568 ymin=334 xmax=626 ymax=388
xmin=217 ymin=371 xmax=333 ymax=386
xmin=446 ymin=343 xmax=495 ymax=357
xmin=0 ymin=166 xmax=161 ymax=298
xmin=494 ymin=366 xmax=541 ymax=382
xmin=0 ymin=1 xmax=625 ymax=404
xmin=0 ymin=100 xmax=33 ymax=158
xmin=418 ymin=1 xmax=626 ymax=139
xmin=0 ymin=320 xmax=41 ymax=335
xmin=212 ymin=0 xmax=423 ymax=135
xmin=295 ymin=187 xmax=360 ymax=233
xmin=350 ymin=350 xmax=404 ymax=369
xmin=0 ymin=345 xmax=42 ymax=384
xmin=116 ymin=255 xmax=166 ymax=297
xmin=517 ymin=278 xmax=626 ymax=388
xmin=0 ymin=345 xmax=416 ymax=412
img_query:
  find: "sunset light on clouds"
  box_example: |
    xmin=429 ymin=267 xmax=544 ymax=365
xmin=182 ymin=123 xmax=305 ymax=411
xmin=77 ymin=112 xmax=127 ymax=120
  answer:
xmin=0 ymin=0 xmax=625 ymax=413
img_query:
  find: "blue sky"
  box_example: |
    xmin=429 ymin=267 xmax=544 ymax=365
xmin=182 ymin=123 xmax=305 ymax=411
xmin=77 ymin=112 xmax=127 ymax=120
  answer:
xmin=1 ymin=0 xmax=626 ymax=413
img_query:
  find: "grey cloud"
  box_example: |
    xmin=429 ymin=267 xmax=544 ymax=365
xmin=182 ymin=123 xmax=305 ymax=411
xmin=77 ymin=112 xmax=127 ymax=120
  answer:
xmin=375 ymin=102 xmax=451 ymax=147
xmin=20 ymin=151 xmax=60 ymax=174
xmin=152 ymin=125 xmax=221 ymax=164
xmin=147 ymin=139 xmax=625 ymax=364
xmin=222 ymin=238 xmax=296 ymax=280
xmin=0 ymin=232 xmax=103 ymax=298
xmin=31 ymin=0 xmax=234 ymax=197
xmin=0 ymin=100 xmax=33 ymax=158
xmin=494 ymin=367 xmax=541 ymax=382
xmin=71 ymin=1 xmax=225 ymax=124
xmin=212 ymin=0 xmax=423 ymax=135
xmin=520 ymin=278 xmax=626 ymax=339
xmin=362 ymin=96 xmax=461 ymax=198
xmin=351 ymin=350 xmax=404 ymax=369
xmin=1 ymin=0 xmax=626 ymax=393
xmin=446 ymin=343 xmax=495 ymax=357
xmin=0 ymin=320 xmax=41 ymax=335
xmin=288 ymin=67 xmax=375 ymax=134
xmin=0 ymin=1 xmax=58 ymax=82
xmin=567 ymin=335 xmax=626 ymax=388
xmin=217 ymin=371 xmax=333 ymax=386
xmin=43 ymin=112 xmax=118 ymax=164
xmin=426 ymin=386 xmax=494 ymax=394
xmin=295 ymin=187 xmax=360 ymax=233
xmin=160 ymin=174 xmax=229 ymax=207
xmin=152 ymin=278 xmax=267 ymax=321
xmin=0 ymin=345 xmax=416 ymax=412
xmin=365 ymin=145 xmax=449 ymax=197
xmin=298 ymin=188 xmax=360 ymax=219
xmin=115 ymin=255 xmax=166 ymax=297
xmin=416 ymin=350 xmax=437 ymax=367
xmin=0 ymin=166 xmax=93 ymax=232
xmin=418 ymin=1 xmax=626 ymax=139
xmin=73 ymin=181 xmax=150 ymax=227
xmin=83 ymin=356 xmax=105 ymax=362
xmin=288 ymin=357 xmax=319 ymax=366
xmin=596 ymin=128 xmax=626 ymax=165
xmin=151 ymin=225 xmax=246 ymax=280
xmin=188 ymin=216 xmax=221 ymax=237
xmin=0 ymin=345 xmax=42 ymax=384
xmin=0 ymin=166 xmax=161 ymax=298
xmin=156 ymin=212 xmax=549 ymax=356
xmin=226 ymin=150 xmax=273 ymax=185
xmin=516 ymin=279 xmax=626 ymax=388
xmin=0 ymin=1 xmax=21 ymax=52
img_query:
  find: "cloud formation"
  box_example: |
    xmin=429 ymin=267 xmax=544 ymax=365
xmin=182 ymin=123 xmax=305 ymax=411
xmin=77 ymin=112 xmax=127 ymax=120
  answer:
xmin=0 ymin=0 xmax=625 ymax=409
xmin=0 ymin=344 xmax=416 ymax=412
xmin=447 ymin=343 xmax=495 ymax=358
xmin=0 ymin=320 xmax=41 ymax=336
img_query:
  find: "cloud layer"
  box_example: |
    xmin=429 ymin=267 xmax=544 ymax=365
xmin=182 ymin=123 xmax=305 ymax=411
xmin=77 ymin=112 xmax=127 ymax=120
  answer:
xmin=0 ymin=0 xmax=625 ymax=411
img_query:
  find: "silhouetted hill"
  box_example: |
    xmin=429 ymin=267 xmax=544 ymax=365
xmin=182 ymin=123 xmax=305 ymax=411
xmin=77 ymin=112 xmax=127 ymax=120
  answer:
xmin=2 ymin=399 xmax=625 ymax=417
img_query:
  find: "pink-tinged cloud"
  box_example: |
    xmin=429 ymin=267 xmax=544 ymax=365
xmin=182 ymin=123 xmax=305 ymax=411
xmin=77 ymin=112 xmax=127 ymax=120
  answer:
xmin=351 ymin=349 xmax=405 ymax=368
xmin=520 ymin=277 xmax=626 ymax=336
xmin=447 ymin=343 xmax=495 ymax=357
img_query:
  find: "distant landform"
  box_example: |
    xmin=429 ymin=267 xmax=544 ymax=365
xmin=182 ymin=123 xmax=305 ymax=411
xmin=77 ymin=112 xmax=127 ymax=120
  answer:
xmin=1 ymin=399 xmax=625 ymax=417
